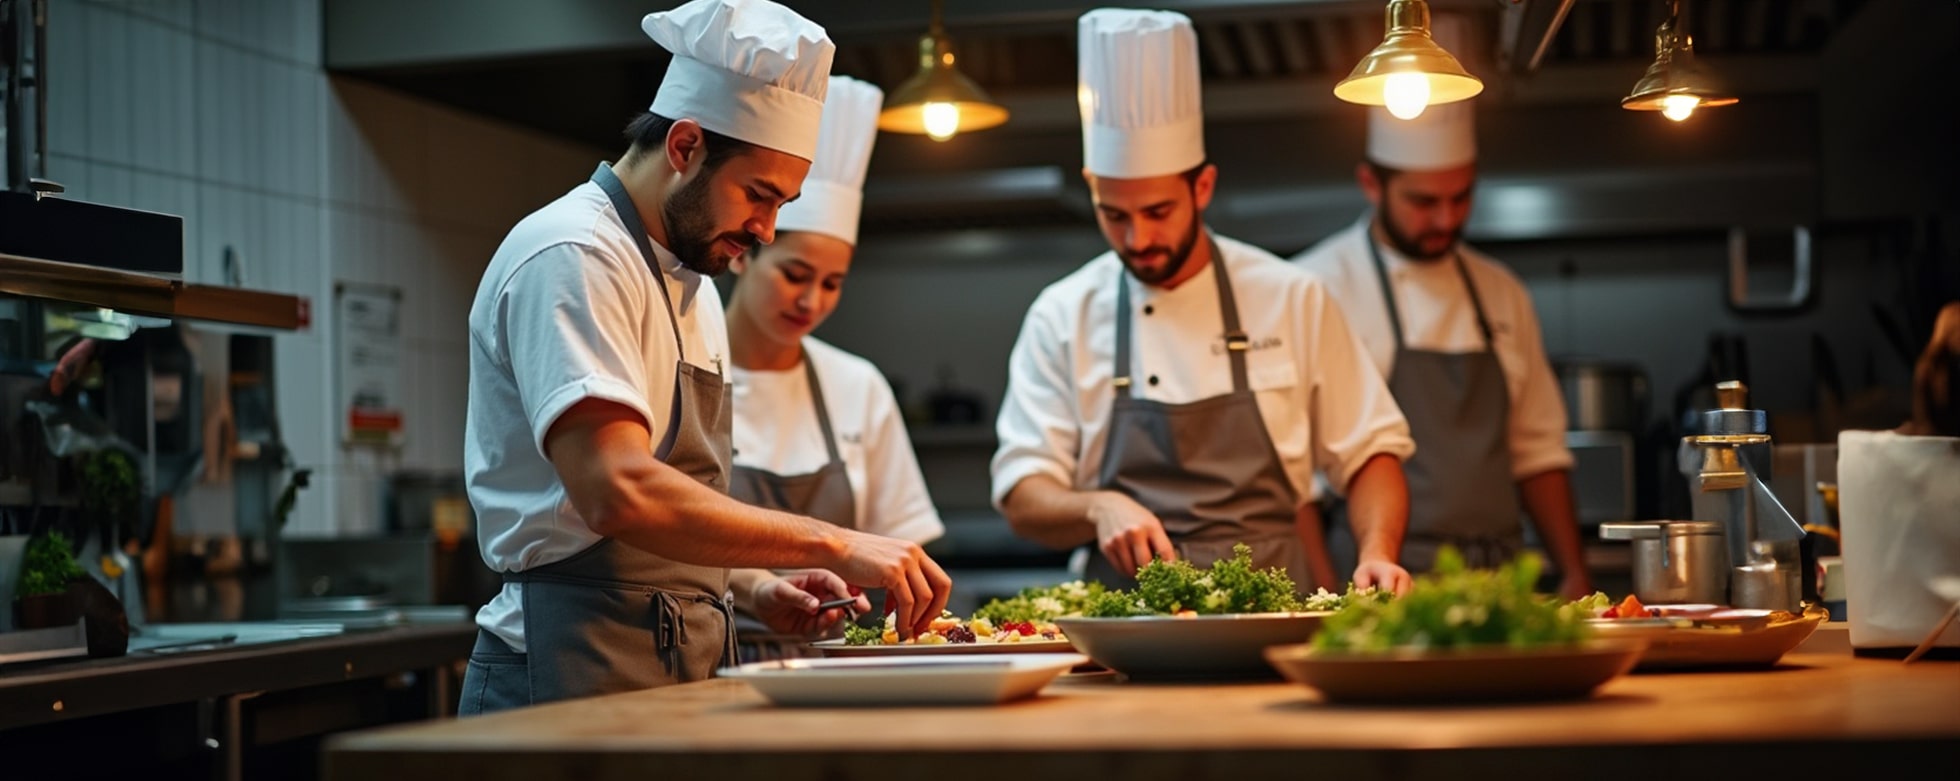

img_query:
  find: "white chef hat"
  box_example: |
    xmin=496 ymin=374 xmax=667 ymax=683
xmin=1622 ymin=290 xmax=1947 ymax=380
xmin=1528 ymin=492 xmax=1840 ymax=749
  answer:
xmin=1078 ymin=8 xmax=1205 ymax=179
xmin=1364 ymin=12 xmax=1476 ymax=171
xmin=1366 ymin=100 xmax=1476 ymax=171
xmin=773 ymin=76 xmax=884 ymax=246
xmin=642 ymin=0 xmax=834 ymax=161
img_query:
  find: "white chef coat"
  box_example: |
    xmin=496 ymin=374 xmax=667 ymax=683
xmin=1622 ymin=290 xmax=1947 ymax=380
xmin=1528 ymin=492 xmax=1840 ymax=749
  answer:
xmin=730 ymin=337 xmax=945 ymax=544
xmin=1291 ymin=216 xmax=1573 ymax=480
xmin=991 ymin=234 xmax=1415 ymax=509
xmin=463 ymin=179 xmax=731 ymax=652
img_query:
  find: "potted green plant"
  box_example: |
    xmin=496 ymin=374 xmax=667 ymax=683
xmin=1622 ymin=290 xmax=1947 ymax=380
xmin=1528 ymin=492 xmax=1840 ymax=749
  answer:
xmin=79 ymin=448 xmax=140 ymax=545
xmin=14 ymin=530 xmax=88 ymax=629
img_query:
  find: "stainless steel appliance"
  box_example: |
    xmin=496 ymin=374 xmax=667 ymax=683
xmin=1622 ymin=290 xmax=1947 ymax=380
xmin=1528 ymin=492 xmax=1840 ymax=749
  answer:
xmin=1556 ymin=359 xmax=1648 ymax=432
xmin=1567 ymin=430 xmax=1634 ymax=526
xmin=1554 ymin=358 xmax=1649 ymax=527
xmin=1680 ymin=382 xmax=1807 ymax=611
xmin=1598 ymin=520 xmax=1728 ymax=605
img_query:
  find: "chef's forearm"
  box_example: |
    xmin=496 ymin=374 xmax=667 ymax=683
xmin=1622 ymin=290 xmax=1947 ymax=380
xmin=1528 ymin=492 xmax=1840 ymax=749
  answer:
xmin=1342 ymin=453 xmax=1408 ymax=563
xmin=999 ymin=474 xmax=1101 ymax=550
xmin=585 ymin=457 xmax=853 ymax=569
xmin=1519 ymin=469 xmax=1590 ymax=586
xmin=548 ymin=400 xmax=854 ymax=570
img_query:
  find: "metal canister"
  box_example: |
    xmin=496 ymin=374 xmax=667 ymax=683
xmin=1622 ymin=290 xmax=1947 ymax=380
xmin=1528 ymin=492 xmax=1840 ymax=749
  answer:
xmin=1600 ymin=521 xmax=1730 ymax=605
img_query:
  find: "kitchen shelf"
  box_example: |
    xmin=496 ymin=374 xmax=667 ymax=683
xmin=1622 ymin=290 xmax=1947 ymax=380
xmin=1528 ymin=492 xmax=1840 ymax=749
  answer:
xmin=0 ymin=252 xmax=308 ymax=331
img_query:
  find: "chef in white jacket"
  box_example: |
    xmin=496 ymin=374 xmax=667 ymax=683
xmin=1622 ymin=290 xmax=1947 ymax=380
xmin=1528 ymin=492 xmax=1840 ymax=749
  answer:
xmin=459 ymin=0 xmax=949 ymax=715
xmin=1291 ymin=101 xmax=1591 ymax=598
xmin=991 ymin=8 xmax=1417 ymax=596
xmin=724 ymin=75 xmax=943 ymax=644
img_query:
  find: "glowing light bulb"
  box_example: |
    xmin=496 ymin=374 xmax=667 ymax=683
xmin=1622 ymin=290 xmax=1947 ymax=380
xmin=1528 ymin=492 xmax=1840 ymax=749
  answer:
xmin=1383 ymin=73 xmax=1431 ymax=120
xmin=1661 ymin=94 xmax=1699 ymax=122
xmin=923 ymin=102 xmax=961 ymax=141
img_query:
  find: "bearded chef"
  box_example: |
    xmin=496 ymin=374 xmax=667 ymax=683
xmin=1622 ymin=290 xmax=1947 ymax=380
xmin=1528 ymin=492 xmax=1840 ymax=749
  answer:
xmin=1291 ymin=98 xmax=1592 ymax=599
xmin=459 ymin=0 xmax=949 ymax=715
xmin=990 ymin=7 xmax=1417 ymax=597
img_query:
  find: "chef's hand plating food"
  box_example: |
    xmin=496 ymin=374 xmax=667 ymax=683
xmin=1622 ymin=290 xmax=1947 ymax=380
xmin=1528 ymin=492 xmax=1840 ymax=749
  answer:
xmin=843 ymin=611 xmax=1066 ymax=646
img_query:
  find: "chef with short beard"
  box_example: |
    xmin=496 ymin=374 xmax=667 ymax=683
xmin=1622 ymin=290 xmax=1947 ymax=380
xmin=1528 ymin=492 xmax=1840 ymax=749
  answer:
xmin=458 ymin=0 xmax=949 ymax=715
xmin=1291 ymin=100 xmax=1590 ymax=599
xmin=991 ymin=8 xmax=1417 ymax=598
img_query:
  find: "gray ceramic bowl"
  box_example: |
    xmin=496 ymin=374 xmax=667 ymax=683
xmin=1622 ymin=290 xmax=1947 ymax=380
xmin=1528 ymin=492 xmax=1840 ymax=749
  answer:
xmin=1054 ymin=612 xmax=1332 ymax=680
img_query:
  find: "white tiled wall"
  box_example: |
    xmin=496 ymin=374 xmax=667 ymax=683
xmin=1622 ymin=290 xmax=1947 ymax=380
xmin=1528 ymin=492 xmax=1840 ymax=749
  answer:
xmin=41 ymin=0 xmax=606 ymax=536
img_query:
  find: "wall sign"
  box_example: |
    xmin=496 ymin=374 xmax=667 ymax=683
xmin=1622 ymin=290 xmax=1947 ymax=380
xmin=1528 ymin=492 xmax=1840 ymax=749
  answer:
xmin=335 ymin=283 xmax=404 ymax=448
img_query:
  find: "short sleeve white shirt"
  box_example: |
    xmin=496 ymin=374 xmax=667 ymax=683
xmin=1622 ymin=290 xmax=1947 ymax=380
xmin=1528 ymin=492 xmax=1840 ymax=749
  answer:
xmin=463 ymin=179 xmax=730 ymax=651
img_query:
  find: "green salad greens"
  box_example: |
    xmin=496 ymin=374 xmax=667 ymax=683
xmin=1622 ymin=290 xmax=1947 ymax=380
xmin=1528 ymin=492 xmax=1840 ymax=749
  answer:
xmin=842 ymin=621 xmax=884 ymax=646
xmin=1301 ymin=583 xmax=1394 ymax=612
xmin=1077 ymin=543 xmax=1380 ymax=617
xmin=1310 ymin=547 xmax=1594 ymax=652
xmin=1567 ymin=591 xmax=1615 ymax=615
xmin=973 ymin=580 xmax=1110 ymax=624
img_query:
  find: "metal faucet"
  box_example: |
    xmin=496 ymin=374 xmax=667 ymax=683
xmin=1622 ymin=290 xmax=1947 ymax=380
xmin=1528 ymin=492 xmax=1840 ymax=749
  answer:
xmin=1683 ymin=381 xmax=1807 ymax=611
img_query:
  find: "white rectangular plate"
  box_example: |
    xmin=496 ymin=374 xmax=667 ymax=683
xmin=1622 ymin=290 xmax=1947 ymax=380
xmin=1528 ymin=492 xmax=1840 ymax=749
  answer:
xmin=718 ymin=653 xmax=1089 ymax=707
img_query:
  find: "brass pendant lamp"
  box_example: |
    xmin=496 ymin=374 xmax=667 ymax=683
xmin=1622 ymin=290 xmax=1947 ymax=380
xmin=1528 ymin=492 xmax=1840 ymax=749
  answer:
xmin=1622 ymin=0 xmax=1738 ymax=121
xmin=876 ymin=0 xmax=1009 ymax=141
xmin=1334 ymin=0 xmax=1483 ymax=120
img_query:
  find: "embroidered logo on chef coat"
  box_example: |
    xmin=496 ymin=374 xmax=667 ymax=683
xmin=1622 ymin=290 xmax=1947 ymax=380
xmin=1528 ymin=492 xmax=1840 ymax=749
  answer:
xmin=1211 ymin=335 xmax=1282 ymax=355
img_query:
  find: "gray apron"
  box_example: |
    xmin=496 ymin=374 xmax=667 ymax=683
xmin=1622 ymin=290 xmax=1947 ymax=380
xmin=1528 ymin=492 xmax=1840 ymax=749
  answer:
xmin=729 ymin=354 xmax=858 ymax=528
xmin=458 ymin=163 xmax=737 ymax=716
xmin=1328 ymin=236 xmax=1520 ymax=575
xmin=1083 ymin=242 xmax=1311 ymax=593
xmin=727 ymin=354 xmax=859 ymax=660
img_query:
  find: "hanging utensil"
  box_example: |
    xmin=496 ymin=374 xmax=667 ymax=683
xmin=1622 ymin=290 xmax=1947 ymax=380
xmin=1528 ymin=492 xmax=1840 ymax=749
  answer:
xmin=1903 ymin=577 xmax=1960 ymax=665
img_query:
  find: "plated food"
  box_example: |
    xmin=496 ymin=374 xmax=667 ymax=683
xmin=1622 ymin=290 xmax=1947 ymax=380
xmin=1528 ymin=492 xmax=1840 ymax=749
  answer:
xmin=835 ymin=611 xmax=1066 ymax=647
xmin=1582 ymin=601 xmax=1828 ymax=670
xmin=1311 ymin=549 xmax=1596 ymax=653
xmin=1082 ymin=543 xmax=1387 ymax=617
xmin=1051 ymin=545 xmax=1370 ymax=679
xmin=808 ymin=584 xmax=1087 ymax=657
xmin=1572 ymin=591 xmax=1659 ymax=619
xmin=974 ymin=579 xmax=1110 ymax=624
xmin=1273 ymin=549 xmax=1642 ymax=703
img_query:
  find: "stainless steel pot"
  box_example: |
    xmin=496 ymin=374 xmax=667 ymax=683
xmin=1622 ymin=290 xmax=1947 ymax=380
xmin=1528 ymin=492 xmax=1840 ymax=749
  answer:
xmin=1554 ymin=359 xmax=1649 ymax=432
xmin=1600 ymin=521 xmax=1728 ymax=605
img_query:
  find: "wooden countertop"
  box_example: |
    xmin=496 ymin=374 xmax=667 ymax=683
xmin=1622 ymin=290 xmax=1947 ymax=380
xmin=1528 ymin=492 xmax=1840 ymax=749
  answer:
xmin=325 ymin=651 xmax=1959 ymax=781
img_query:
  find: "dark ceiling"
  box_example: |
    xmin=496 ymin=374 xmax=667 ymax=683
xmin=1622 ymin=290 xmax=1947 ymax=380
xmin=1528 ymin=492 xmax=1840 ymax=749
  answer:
xmin=327 ymin=0 xmax=1858 ymax=154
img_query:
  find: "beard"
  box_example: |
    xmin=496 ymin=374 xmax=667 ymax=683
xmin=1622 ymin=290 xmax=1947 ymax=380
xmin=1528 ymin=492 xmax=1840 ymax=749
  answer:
xmin=1379 ymin=213 xmax=1460 ymax=262
xmin=661 ymin=174 xmax=755 ymax=277
xmin=1119 ymin=218 xmax=1203 ymax=285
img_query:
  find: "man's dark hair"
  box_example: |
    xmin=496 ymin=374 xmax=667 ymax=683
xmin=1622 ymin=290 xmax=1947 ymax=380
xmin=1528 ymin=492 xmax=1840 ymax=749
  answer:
xmin=1179 ymin=160 xmax=1210 ymax=190
xmin=1364 ymin=159 xmax=1401 ymax=187
xmin=622 ymin=111 xmax=759 ymax=173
